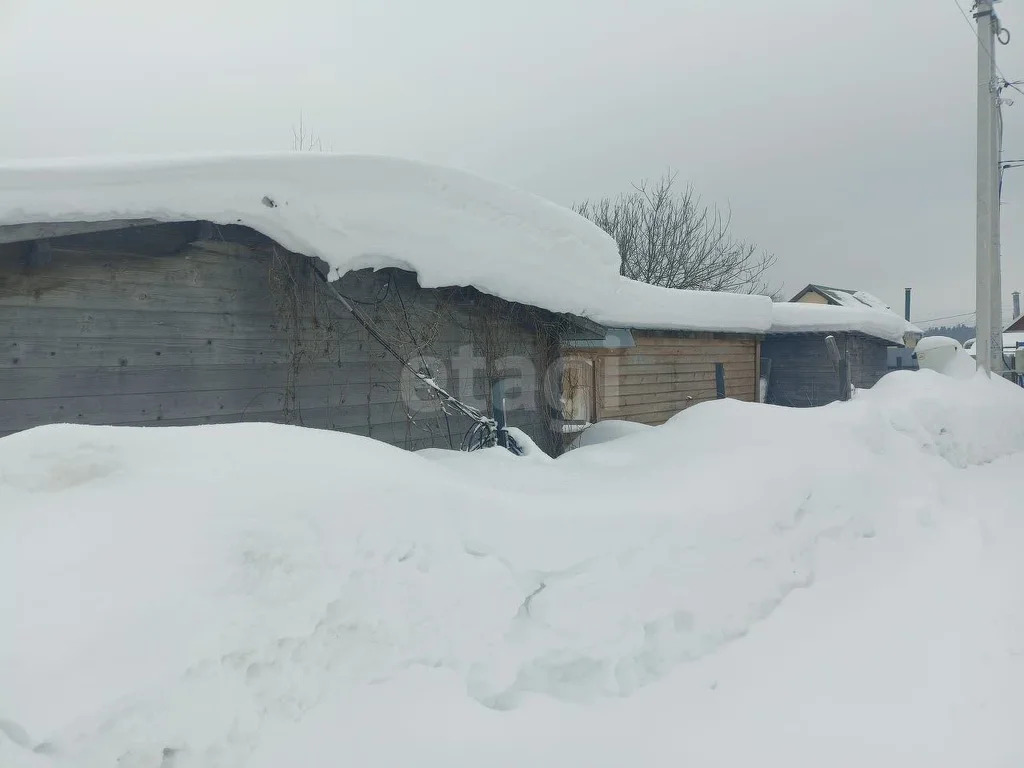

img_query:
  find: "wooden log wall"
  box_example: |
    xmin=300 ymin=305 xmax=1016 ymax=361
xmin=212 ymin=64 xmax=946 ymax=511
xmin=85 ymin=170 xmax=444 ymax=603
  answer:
xmin=0 ymin=223 xmax=556 ymax=452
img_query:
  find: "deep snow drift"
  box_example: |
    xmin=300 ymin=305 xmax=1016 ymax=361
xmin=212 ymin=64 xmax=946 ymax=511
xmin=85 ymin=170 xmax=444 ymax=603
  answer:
xmin=3 ymin=371 xmax=1024 ymax=767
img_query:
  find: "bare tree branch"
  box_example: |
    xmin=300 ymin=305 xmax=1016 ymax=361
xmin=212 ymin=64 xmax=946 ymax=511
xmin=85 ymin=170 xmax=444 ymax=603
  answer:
xmin=291 ymin=112 xmax=327 ymax=153
xmin=575 ymin=171 xmax=778 ymax=296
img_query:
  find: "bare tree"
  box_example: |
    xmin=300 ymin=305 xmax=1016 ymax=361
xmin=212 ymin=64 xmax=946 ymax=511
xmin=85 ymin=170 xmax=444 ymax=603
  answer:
xmin=291 ymin=112 xmax=326 ymax=152
xmin=575 ymin=171 xmax=777 ymax=295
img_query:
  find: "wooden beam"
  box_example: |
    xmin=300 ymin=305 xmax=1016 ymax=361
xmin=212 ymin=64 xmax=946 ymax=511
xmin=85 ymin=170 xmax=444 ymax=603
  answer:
xmin=0 ymin=219 xmax=161 ymax=245
xmin=558 ymin=313 xmax=608 ymax=340
xmin=755 ymin=339 xmax=762 ymax=402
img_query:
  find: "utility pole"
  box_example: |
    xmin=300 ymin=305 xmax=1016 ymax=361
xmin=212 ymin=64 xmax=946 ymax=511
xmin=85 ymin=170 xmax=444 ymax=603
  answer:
xmin=976 ymin=0 xmax=1002 ymax=374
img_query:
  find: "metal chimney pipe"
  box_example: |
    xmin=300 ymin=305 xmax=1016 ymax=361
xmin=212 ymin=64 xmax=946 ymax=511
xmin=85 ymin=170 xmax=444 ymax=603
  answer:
xmin=904 ymin=288 xmax=912 ymax=322
xmin=1013 ymin=291 xmax=1021 ymax=320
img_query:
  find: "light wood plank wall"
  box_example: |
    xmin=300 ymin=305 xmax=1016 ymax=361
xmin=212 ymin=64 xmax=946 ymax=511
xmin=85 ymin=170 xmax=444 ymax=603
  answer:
xmin=566 ymin=332 xmax=760 ymax=426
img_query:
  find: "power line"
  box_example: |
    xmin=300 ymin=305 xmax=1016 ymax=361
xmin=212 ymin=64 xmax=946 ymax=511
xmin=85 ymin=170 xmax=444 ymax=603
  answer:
xmin=306 ymin=261 xmax=523 ymax=455
xmin=916 ymin=310 xmax=977 ymax=325
xmin=950 ymin=0 xmax=1016 ymax=88
xmin=950 ymin=0 xmax=1017 ymax=207
xmin=916 ymin=306 xmax=1019 ymax=325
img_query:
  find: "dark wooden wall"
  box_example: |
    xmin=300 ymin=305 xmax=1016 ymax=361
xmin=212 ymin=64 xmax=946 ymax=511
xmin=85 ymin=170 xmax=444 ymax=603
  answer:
xmin=0 ymin=222 xmax=556 ymax=452
xmin=761 ymin=332 xmax=891 ymax=407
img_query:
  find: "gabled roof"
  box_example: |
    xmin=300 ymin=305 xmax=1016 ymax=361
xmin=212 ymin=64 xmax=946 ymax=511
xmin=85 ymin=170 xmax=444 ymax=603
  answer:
xmin=776 ymin=283 xmax=919 ymax=345
xmin=1006 ymin=313 xmax=1024 ymax=333
xmin=791 ymin=284 xmax=893 ymax=312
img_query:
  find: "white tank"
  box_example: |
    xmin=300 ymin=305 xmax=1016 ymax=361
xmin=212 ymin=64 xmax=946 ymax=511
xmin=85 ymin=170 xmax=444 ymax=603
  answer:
xmin=914 ymin=336 xmax=975 ymax=378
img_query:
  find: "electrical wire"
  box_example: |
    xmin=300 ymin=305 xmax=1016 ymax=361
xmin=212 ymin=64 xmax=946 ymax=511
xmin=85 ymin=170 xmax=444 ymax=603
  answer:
xmin=999 ymin=100 xmax=1006 ymax=198
xmin=391 ymin=277 xmax=522 ymax=455
xmin=950 ymin=0 xmax=1015 ymax=86
xmin=949 ymin=0 xmax=1018 ymax=345
xmin=950 ymin=0 xmax=1024 ymax=198
xmin=915 ymin=310 xmax=977 ymax=325
xmin=393 ymin=277 xmax=455 ymax=450
xmin=950 ymin=0 xmax=1019 ymax=200
xmin=342 ymin=274 xmax=392 ymax=306
xmin=310 ymin=264 xmax=522 ymax=455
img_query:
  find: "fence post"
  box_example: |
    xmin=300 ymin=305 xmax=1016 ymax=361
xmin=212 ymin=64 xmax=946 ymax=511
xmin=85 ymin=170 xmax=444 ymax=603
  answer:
xmin=715 ymin=363 xmax=726 ymax=399
xmin=824 ymin=335 xmax=851 ymax=402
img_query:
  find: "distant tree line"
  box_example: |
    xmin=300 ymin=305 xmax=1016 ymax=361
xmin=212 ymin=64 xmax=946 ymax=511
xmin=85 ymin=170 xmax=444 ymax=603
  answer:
xmin=922 ymin=323 xmax=974 ymax=343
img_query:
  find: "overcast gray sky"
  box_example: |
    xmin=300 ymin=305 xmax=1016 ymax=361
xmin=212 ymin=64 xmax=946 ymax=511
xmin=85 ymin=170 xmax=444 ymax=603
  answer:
xmin=2 ymin=0 xmax=1022 ymax=325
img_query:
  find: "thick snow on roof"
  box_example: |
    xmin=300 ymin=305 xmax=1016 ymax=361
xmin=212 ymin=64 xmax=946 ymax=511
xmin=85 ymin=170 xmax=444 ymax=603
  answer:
xmin=769 ymin=302 xmax=921 ymax=345
xmin=0 ymin=153 xmax=773 ymax=334
xmin=830 ymin=288 xmax=891 ymax=312
xmin=802 ymin=284 xmax=893 ymax=312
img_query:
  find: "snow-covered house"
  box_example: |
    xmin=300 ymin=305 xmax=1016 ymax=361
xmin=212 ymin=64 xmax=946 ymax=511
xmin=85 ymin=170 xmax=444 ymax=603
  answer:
xmin=0 ymin=154 xmax=774 ymax=452
xmin=790 ymin=283 xmax=892 ymax=311
xmin=762 ymin=300 xmax=921 ymax=407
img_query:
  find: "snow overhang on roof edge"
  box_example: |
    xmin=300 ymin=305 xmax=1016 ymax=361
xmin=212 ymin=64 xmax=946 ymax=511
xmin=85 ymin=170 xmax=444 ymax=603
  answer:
xmin=0 ymin=152 xmax=776 ymax=336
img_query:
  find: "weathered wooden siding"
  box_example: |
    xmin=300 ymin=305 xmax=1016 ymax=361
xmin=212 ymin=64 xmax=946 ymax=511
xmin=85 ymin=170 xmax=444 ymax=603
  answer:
xmin=0 ymin=223 xmax=556 ymax=452
xmin=565 ymin=331 xmax=759 ymax=426
xmin=761 ymin=332 xmax=890 ymax=407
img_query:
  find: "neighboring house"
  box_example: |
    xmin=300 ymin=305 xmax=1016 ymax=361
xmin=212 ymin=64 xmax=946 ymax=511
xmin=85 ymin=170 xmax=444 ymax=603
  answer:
xmin=792 ymin=283 xmax=920 ymax=372
xmin=790 ymin=284 xmax=893 ymax=312
xmin=762 ymin=301 xmax=921 ymax=407
xmin=0 ymin=154 xmax=775 ymax=454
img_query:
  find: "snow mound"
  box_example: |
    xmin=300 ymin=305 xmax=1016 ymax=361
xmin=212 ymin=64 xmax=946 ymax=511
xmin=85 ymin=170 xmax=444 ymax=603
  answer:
xmin=0 ymin=153 xmax=773 ymax=334
xmin=2 ymin=372 xmax=1024 ymax=766
xmin=572 ymin=419 xmax=653 ymax=448
xmin=868 ymin=370 xmax=1024 ymax=465
xmin=770 ymin=301 xmax=920 ymax=344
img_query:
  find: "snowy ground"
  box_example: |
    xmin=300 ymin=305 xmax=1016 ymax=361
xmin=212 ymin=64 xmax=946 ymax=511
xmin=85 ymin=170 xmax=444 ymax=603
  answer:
xmin=2 ymin=371 xmax=1023 ymax=767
